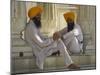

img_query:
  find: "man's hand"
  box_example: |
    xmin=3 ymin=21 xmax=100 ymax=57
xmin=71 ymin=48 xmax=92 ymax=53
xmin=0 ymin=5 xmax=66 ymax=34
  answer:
xmin=53 ymin=31 xmax=61 ymax=41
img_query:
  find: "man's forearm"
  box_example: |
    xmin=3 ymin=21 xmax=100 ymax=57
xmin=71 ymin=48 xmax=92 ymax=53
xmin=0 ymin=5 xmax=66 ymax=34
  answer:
xmin=59 ymin=27 xmax=68 ymax=36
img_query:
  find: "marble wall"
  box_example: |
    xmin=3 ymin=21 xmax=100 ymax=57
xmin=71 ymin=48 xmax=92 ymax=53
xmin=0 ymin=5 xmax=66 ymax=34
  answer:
xmin=11 ymin=1 xmax=96 ymax=51
xmin=77 ymin=5 xmax=96 ymax=48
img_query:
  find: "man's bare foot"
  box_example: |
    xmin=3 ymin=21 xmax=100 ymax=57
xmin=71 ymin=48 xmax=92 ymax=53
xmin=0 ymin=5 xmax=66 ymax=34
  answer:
xmin=67 ymin=64 xmax=80 ymax=69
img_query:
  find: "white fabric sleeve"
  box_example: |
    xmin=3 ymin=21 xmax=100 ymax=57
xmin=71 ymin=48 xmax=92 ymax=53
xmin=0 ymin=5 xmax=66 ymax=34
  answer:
xmin=63 ymin=31 xmax=74 ymax=40
xmin=73 ymin=28 xmax=80 ymax=36
xmin=30 ymin=25 xmax=53 ymax=48
xmin=38 ymin=30 xmax=48 ymax=40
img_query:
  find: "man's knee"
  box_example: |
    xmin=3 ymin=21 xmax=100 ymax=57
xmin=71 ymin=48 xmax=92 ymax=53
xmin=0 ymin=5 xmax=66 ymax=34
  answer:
xmin=70 ymin=49 xmax=81 ymax=54
xmin=57 ymin=39 xmax=67 ymax=53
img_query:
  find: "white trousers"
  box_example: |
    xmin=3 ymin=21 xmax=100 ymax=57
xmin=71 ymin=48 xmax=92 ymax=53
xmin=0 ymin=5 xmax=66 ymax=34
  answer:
xmin=62 ymin=31 xmax=82 ymax=54
xmin=35 ymin=39 xmax=73 ymax=69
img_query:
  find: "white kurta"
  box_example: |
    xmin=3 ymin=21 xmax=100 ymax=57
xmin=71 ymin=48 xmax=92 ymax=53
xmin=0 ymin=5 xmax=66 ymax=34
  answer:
xmin=62 ymin=24 xmax=83 ymax=54
xmin=24 ymin=20 xmax=73 ymax=69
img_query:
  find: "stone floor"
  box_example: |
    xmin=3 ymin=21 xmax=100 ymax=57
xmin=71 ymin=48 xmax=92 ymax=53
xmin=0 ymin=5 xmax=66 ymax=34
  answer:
xmin=11 ymin=64 xmax=96 ymax=74
xmin=11 ymin=54 xmax=96 ymax=74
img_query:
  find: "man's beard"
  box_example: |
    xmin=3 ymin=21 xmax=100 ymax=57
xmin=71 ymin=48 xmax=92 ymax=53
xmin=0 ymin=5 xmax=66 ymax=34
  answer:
xmin=67 ymin=22 xmax=75 ymax=32
xmin=32 ymin=17 xmax=41 ymax=29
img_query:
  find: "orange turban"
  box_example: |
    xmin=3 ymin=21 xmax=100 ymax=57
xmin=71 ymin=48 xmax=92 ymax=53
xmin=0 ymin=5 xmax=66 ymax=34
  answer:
xmin=28 ymin=6 xmax=43 ymax=19
xmin=63 ymin=12 xmax=76 ymax=22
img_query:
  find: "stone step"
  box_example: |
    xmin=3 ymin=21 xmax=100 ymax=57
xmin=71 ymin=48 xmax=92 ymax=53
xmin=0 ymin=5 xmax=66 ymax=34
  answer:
xmin=12 ymin=50 xmax=95 ymax=59
xmin=12 ymin=44 xmax=96 ymax=55
xmin=11 ymin=55 xmax=96 ymax=74
xmin=11 ymin=64 xmax=96 ymax=74
xmin=11 ymin=38 xmax=27 ymax=46
xmin=12 ymin=50 xmax=95 ymax=58
xmin=12 ymin=38 xmax=95 ymax=50
xmin=11 ymin=37 xmax=96 ymax=56
xmin=12 ymin=46 xmax=32 ymax=53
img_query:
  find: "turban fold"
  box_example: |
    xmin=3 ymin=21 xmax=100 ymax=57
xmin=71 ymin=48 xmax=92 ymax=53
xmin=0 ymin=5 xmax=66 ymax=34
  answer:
xmin=28 ymin=6 xmax=43 ymax=19
xmin=63 ymin=12 xmax=76 ymax=22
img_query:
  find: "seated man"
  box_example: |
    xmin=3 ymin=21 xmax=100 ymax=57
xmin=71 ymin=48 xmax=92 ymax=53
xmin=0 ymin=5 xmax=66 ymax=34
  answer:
xmin=24 ymin=6 xmax=79 ymax=70
xmin=54 ymin=12 xmax=83 ymax=54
